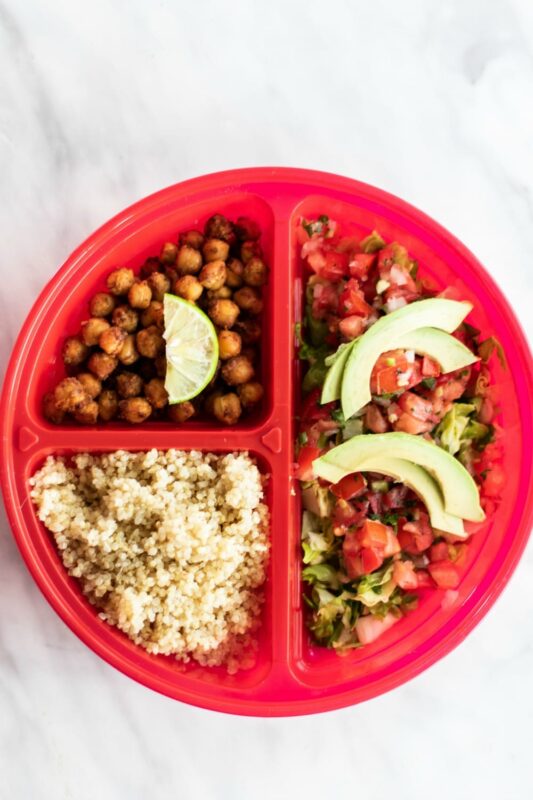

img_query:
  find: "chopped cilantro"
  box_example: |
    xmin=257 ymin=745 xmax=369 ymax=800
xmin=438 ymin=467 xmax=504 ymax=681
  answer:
xmin=421 ymin=377 xmax=437 ymax=390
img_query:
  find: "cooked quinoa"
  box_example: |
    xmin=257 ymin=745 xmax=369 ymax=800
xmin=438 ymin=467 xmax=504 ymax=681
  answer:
xmin=29 ymin=449 xmax=269 ymax=671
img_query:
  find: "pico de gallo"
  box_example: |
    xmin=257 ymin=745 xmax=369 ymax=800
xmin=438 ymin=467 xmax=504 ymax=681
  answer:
xmin=296 ymin=215 xmax=504 ymax=650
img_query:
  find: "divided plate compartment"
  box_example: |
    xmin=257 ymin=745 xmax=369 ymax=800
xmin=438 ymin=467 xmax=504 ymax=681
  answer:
xmin=1 ymin=168 xmax=533 ymax=716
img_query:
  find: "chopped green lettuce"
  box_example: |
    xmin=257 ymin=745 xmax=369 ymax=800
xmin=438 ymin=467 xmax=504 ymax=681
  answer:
xmin=436 ymin=402 xmax=476 ymax=455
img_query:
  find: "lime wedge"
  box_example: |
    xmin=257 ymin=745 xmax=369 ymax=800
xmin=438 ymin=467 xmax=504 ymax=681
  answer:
xmin=163 ymin=293 xmax=219 ymax=404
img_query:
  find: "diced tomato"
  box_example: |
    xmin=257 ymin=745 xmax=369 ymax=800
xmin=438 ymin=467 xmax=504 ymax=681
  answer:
xmin=300 ymin=389 xmax=334 ymax=422
xmin=429 ymin=542 xmax=449 ymax=562
xmin=428 ymin=560 xmax=461 ymax=589
xmin=368 ymin=491 xmax=383 ymax=516
xmin=361 ymin=547 xmax=385 ymax=573
xmin=422 ymin=356 xmax=441 ymax=377
xmin=355 ymin=612 xmax=398 ymax=645
xmin=344 ymin=545 xmax=384 ymax=579
xmin=349 ymin=253 xmax=376 ymax=280
xmin=311 ymin=282 xmax=338 ymax=318
xmin=364 ymin=403 xmax=388 ymax=433
xmin=307 ymin=250 xmax=327 ymax=273
xmin=397 ymin=515 xmax=434 ymax=554
xmin=382 ymin=484 xmax=408 ymax=509
xmin=398 ymin=391 xmax=434 ymax=421
xmin=383 ymin=528 xmax=401 ymax=557
xmin=482 ymin=464 xmax=505 ymax=498
xmin=333 ymin=499 xmax=361 ymax=527
xmin=296 ymin=223 xmax=310 ymax=245
xmin=331 ymin=473 xmax=366 ymax=500
xmin=339 ymin=314 xmax=365 ymax=340
xmin=378 ymin=243 xmax=408 ymax=272
xmin=394 ymin=411 xmax=434 ymax=435
xmin=393 ymin=560 xmax=418 ymax=590
xmin=370 ymin=350 xmax=417 ymax=395
xmin=338 ymin=279 xmax=373 ymax=318
xmin=320 ymin=251 xmax=349 ymax=281
xmin=354 ymin=519 xmax=390 ymax=550
xmin=416 ymin=569 xmax=433 ymax=589
xmin=294 ymin=446 xmax=320 ymax=481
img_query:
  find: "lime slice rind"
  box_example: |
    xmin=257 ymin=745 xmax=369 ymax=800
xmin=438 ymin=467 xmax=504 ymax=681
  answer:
xmin=163 ymin=294 xmax=219 ymax=404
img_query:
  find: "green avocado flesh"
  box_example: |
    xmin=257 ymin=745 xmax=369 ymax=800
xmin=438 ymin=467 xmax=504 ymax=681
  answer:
xmin=315 ymin=454 xmax=465 ymax=536
xmin=314 ymin=432 xmax=484 ymax=522
xmin=340 ymin=299 xmax=472 ymax=417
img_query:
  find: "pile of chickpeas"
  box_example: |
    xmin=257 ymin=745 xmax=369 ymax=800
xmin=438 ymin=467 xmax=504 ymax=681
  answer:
xmin=43 ymin=214 xmax=267 ymax=425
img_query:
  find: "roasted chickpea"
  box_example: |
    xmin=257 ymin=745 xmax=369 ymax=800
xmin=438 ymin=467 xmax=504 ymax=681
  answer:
xmin=73 ymin=399 xmax=98 ymax=425
xmin=218 ymin=330 xmax=242 ymax=360
xmin=117 ymin=334 xmax=139 ymax=366
xmin=89 ymin=292 xmax=116 ymax=317
xmin=140 ymin=301 xmax=164 ymax=329
xmin=168 ymin=400 xmax=196 ymax=423
xmin=204 ymin=214 xmax=235 ymax=244
xmin=137 ymin=358 xmax=157 ymax=382
xmin=225 ymin=258 xmax=244 ymax=289
xmin=204 ymin=390 xmax=223 ymax=417
xmin=234 ymin=216 xmax=261 ymax=241
xmin=199 ymin=259 xmax=226 ymax=290
xmin=43 ymin=392 xmax=65 ymax=424
xmin=140 ymin=257 xmax=161 ymax=279
xmin=233 ymin=286 xmax=263 ymax=315
xmin=179 ymin=229 xmax=204 ymax=250
xmin=176 ymin=245 xmax=203 ymax=275
xmin=136 ymin=325 xmax=164 ymax=358
xmin=174 ymin=275 xmax=203 ymax=302
xmin=164 ymin=266 xmax=179 ymax=285
xmin=53 ymin=378 xmax=88 ymax=412
xmin=148 ymin=272 xmax=171 ymax=302
xmin=235 ymin=319 xmax=261 ymax=345
xmin=212 ymin=393 xmax=242 ymax=425
xmin=160 ymin=242 xmax=178 ymax=264
xmin=98 ymin=389 xmax=118 ymax=421
xmin=240 ymin=240 xmax=262 ymax=264
xmin=81 ymin=317 xmax=110 ymax=347
xmin=155 ymin=355 xmax=167 ymax=378
xmin=128 ymin=280 xmax=152 ymax=309
xmin=116 ymin=371 xmax=143 ymax=398
xmin=62 ymin=336 xmax=89 ymax=366
xmin=202 ymin=238 xmax=230 ymax=263
xmin=87 ymin=352 xmax=118 ymax=381
xmin=76 ymin=372 xmax=102 ymax=399
xmin=144 ymin=378 xmax=168 ymax=409
xmin=112 ymin=305 xmax=139 ymax=333
xmin=107 ymin=267 xmax=135 ymax=296
xmin=208 ymin=299 xmax=240 ymax=329
xmin=243 ymin=257 xmax=268 ymax=287
xmin=119 ymin=397 xmax=152 ymax=424
xmin=207 ymin=286 xmax=232 ymax=301
xmin=99 ymin=325 xmax=128 ymax=356
xmin=237 ymin=381 xmax=264 ymax=409
xmin=221 ymin=355 xmax=254 ymax=386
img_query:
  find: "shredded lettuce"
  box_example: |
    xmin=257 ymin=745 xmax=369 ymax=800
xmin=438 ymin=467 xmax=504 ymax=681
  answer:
xmin=302 ymin=563 xmax=340 ymax=588
xmin=436 ymin=402 xmax=476 ymax=455
xmin=353 ymin=562 xmax=395 ymax=607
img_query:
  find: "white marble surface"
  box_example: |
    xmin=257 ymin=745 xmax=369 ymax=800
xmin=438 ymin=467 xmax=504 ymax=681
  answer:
xmin=1 ymin=0 xmax=533 ymax=797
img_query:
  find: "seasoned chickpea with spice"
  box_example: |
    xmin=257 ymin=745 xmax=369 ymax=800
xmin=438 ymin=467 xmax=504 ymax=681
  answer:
xmin=148 ymin=272 xmax=170 ymax=302
xmin=141 ymin=301 xmax=164 ymax=329
xmin=179 ymin=229 xmax=204 ymax=250
xmin=136 ymin=325 xmax=164 ymax=358
xmin=62 ymin=336 xmax=89 ymax=366
xmin=118 ymin=334 xmax=139 ymax=366
xmin=243 ymin=257 xmax=268 ymax=287
xmin=43 ymin=392 xmax=65 ymax=424
xmin=159 ymin=242 xmax=178 ymax=264
xmin=233 ymin=286 xmax=263 ymax=315
xmin=99 ymin=325 xmax=128 ymax=356
xmin=221 ymin=355 xmax=254 ymax=386
xmin=199 ymin=259 xmax=226 ymax=290
xmin=98 ymin=389 xmax=118 ymax=421
xmin=76 ymin=373 xmax=102 ymax=399
xmin=128 ymin=280 xmax=152 ymax=309
xmin=168 ymin=400 xmax=196 ymax=423
xmin=212 ymin=393 xmax=242 ymax=425
xmin=207 ymin=286 xmax=232 ymax=301
xmin=154 ymin=355 xmax=167 ymax=378
xmin=53 ymin=378 xmax=88 ymax=412
xmin=225 ymin=258 xmax=244 ymax=288
xmin=87 ymin=352 xmax=118 ymax=381
xmin=235 ymin=319 xmax=262 ymax=345
xmin=204 ymin=214 xmax=235 ymax=245
xmin=177 ymin=245 xmax=203 ymax=275
xmin=234 ymin=216 xmax=261 ymax=241
xmin=73 ymin=400 xmax=99 ymax=425
xmin=89 ymin=292 xmax=116 ymax=317
xmin=107 ymin=268 xmax=135 ymax=296
xmin=240 ymin=240 xmax=262 ymax=264
xmin=208 ymin=299 xmax=240 ymax=329
xmin=174 ymin=275 xmax=203 ymax=302
xmin=81 ymin=317 xmax=110 ymax=347
xmin=202 ymin=238 xmax=229 ymax=263
xmin=218 ymin=330 xmax=241 ymax=360
xmin=119 ymin=397 xmax=152 ymax=424
xmin=140 ymin=257 xmax=160 ymax=279
xmin=112 ymin=304 xmax=139 ymax=333
xmin=144 ymin=378 xmax=168 ymax=409
xmin=237 ymin=381 xmax=264 ymax=409
xmin=116 ymin=371 xmax=143 ymax=399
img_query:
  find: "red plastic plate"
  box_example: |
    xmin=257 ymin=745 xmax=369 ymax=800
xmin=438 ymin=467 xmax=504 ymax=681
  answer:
xmin=1 ymin=167 xmax=532 ymax=716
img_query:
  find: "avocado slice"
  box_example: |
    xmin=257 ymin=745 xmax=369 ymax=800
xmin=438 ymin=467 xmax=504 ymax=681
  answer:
xmin=321 ymin=326 xmax=477 ymax=404
xmin=314 ymin=432 xmax=484 ymax=522
xmin=315 ymin=454 xmax=465 ymax=536
xmin=341 ymin=299 xmax=472 ymax=418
